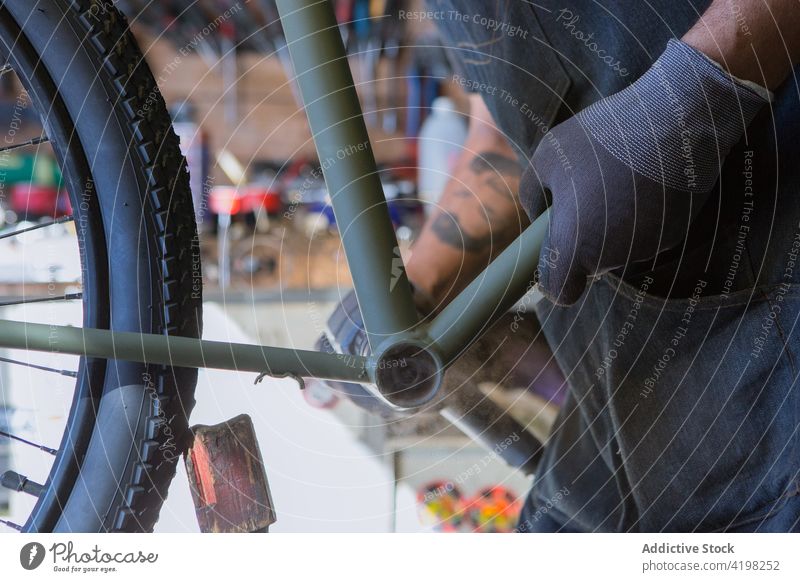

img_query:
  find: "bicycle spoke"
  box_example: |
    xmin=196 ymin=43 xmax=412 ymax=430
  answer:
xmin=1 ymin=470 xmax=44 ymax=497
xmin=0 ymin=135 xmax=49 ymax=154
xmin=0 ymin=292 xmax=82 ymax=307
xmin=0 ymin=429 xmax=57 ymax=455
xmin=0 ymin=215 xmax=74 ymax=241
xmin=0 ymin=355 xmax=78 ymax=378
xmin=0 ymin=518 xmax=22 ymax=531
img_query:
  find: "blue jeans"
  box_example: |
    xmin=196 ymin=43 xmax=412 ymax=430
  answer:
xmin=523 ymin=272 xmax=800 ymax=532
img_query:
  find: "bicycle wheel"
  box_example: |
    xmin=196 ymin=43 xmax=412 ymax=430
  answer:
xmin=0 ymin=0 xmax=201 ymax=532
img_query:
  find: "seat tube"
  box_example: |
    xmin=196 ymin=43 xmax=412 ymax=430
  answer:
xmin=276 ymin=0 xmax=418 ymax=350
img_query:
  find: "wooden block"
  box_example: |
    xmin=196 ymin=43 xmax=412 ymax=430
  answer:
xmin=184 ymin=414 xmax=276 ymax=533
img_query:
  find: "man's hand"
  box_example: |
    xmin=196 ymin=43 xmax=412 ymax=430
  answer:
xmin=522 ymin=39 xmax=770 ymax=305
xmin=523 ymin=0 xmax=800 ymax=306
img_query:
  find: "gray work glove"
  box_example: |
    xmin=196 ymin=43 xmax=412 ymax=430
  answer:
xmin=520 ymin=39 xmax=770 ymax=305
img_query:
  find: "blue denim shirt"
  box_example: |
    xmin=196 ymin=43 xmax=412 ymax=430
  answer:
xmin=429 ymin=0 xmax=800 ymax=531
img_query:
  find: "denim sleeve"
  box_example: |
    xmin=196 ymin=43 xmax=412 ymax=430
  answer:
xmin=423 ymin=0 xmax=570 ymax=158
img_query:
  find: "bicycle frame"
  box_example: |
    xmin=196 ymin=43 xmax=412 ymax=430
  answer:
xmin=0 ymin=0 xmax=549 ymax=412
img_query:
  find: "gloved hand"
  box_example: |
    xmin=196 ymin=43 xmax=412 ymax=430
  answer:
xmin=520 ymin=39 xmax=770 ymax=305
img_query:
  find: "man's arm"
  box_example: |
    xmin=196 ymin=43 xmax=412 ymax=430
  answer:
xmin=683 ymin=0 xmax=800 ymax=90
xmin=406 ymin=2 xmax=800 ymax=312
xmin=406 ymin=94 xmax=528 ymax=313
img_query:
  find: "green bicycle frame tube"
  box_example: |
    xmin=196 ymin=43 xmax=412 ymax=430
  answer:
xmin=427 ymin=209 xmax=551 ymax=365
xmin=0 ymin=319 xmax=367 ymax=384
xmin=276 ymin=0 xmax=418 ymax=349
xmin=0 ymin=210 xmax=550 ymax=392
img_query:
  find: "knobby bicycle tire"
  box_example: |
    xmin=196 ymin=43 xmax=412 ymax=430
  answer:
xmin=0 ymin=0 xmax=202 ymax=532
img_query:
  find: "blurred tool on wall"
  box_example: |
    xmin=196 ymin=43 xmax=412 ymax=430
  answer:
xmin=115 ymin=0 xmax=474 ymax=291
xmin=416 ymin=96 xmax=466 ymax=213
xmin=404 ymin=33 xmax=451 ymax=138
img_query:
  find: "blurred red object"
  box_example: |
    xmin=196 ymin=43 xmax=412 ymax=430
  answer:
xmin=464 ymin=485 xmax=522 ymax=533
xmin=209 ymin=185 xmax=281 ymax=216
xmin=416 ymin=481 xmax=465 ymax=532
xmin=242 ymin=186 xmax=281 ymax=215
xmin=209 ymin=186 xmax=242 ymax=215
xmin=10 ymin=184 xmax=61 ymax=218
